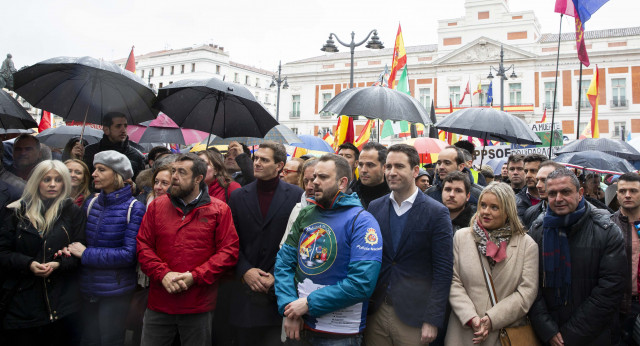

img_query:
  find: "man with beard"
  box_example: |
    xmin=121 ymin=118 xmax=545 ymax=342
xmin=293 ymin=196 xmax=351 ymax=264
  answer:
xmin=425 ymin=146 xmax=483 ymax=205
xmin=9 ymin=134 xmax=42 ymax=181
xmin=351 ymin=142 xmax=390 ymax=209
xmin=515 ymin=154 xmax=547 ymax=220
xmin=275 ymin=154 xmax=382 ymax=345
xmin=442 ymin=171 xmax=475 ymax=234
xmin=521 ymin=161 xmax=564 ymax=229
xmin=228 ymin=142 xmax=303 ymax=346
xmin=136 ymin=153 xmax=239 ymax=346
xmin=84 ymin=112 xmax=145 ymax=180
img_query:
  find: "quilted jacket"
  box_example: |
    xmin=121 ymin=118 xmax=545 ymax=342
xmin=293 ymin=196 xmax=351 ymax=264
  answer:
xmin=80 ymin=185 xmax=145 ymax=297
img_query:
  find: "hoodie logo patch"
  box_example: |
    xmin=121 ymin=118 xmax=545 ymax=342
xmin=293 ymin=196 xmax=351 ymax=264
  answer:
xmin=199 ymin=217 xmax=208 ymax=223
xmin=364 ymin=228 xmax=378 ymax=245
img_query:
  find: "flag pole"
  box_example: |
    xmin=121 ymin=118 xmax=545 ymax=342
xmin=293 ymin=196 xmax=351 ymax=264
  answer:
xmin=576 ymin=63 xmax=583 ymax=136
xmin=549 ymin=14 xmax=563 ymax=159
xmin=470 ymin=77 xmax=473 ymax=107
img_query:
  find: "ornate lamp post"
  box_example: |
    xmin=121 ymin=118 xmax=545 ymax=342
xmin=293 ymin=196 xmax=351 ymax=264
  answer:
xmin=487 ymin=45 xmax=517 ymax=111
xmin=320 ymin=30 xmax=384 ymax=88
xmin=270 ymin=61 xmax=289 ymax=122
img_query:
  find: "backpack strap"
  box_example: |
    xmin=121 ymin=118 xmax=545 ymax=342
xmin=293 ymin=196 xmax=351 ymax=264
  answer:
xmin=351 ymin=208 xmax=365 ymax=235
xmin=86 ymin=196 xmax=98 ymax=219
xmin=127 ymin=199 xmax=138 ymax=224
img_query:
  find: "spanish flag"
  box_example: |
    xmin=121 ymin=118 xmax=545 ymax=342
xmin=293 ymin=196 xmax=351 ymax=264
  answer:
xmin=473 ymin=82 xmax=482 ymax=95
xmin=125 ymin=46 xmax=136 ymax=73
xmin=354 ymin=120 xmax=373 ymax=150
xmin=586 ymin=65 xmax=600 ymax=138
xmin=332 ymin=115 xmax=355 ymax=150
xmin=388 ymin=24 xmax=406 ymax=89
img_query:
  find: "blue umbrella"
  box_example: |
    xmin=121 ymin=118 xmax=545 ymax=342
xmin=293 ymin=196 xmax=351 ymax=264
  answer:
xmin=484 ymin=157 xmax=508 ymax=176
xmin=291 ymin=135 xmax=334 ymax=153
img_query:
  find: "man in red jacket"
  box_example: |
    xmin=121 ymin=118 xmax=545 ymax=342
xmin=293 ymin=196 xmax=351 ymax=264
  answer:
xmin=137 ymin=153 xmax=239 ymax=346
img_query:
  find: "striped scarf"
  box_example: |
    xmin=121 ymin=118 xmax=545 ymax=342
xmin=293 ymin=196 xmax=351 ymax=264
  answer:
xmin=542 ymin=197 xmax=586 ymax=305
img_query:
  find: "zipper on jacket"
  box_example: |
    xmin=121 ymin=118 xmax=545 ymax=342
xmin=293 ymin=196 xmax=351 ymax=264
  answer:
xmin=42 ymin=239 xmax=54 ymax=322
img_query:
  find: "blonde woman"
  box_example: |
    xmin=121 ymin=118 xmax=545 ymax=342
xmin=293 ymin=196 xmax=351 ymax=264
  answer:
xmin=65 ymin=159 xmax=91 ymax=207
xmin=445 ymin=182 xmax=539 ymax=346
xmin=0 ymin=160 xmax=86 ymax=345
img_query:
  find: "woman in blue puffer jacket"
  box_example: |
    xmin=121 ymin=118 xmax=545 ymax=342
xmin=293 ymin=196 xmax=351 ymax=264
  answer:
xmin=68 ymin=150 xmax=145 ymax=346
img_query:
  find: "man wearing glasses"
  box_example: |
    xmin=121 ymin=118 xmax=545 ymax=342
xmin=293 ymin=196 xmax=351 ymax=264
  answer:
xmin=280 ymin=158 xmax=303 ymax=186
xmin=611 ymin=172 xmax=640 ymax=345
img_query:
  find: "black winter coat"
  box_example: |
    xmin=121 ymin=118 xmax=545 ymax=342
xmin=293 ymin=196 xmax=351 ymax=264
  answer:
xmin=0 ymin=199 xmax=86 ymax=329
xmin=528 ymin=202 xmax=626 ymax=346
xmin=83 ymin=136 xmax=145 ymax=181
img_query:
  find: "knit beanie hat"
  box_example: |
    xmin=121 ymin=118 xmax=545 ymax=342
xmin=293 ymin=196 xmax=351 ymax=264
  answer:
xmin=93 ymin=150 xmax=134 ymax=181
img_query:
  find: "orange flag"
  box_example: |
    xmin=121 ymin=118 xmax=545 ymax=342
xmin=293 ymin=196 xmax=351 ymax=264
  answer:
xmin=125 ymin=46 xmax=136 ymax=73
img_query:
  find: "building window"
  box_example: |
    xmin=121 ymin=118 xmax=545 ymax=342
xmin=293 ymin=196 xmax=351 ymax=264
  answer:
xmin=449 ymin=86 xmax=460 ymax=105
xmin=216 ymin=65 xmax=221 ymax=75
xmin=509 ymin=83 xmax=521 ymax=105
xmin=578 ymin=122 xmax=588 ymax=135
xmin=234 ymin=73 xmax=239 ymax=83
xmin=169 ymin=81 xmax=173 ymax=84
xmin=245 ymin=76 xmax=250 ymax=85
xmin=576 ymin=80 xmax=590 ymax=108
xmin=322 ymin=93 xmax=332 ymax=108
xmin=265 ymin=94 xmax=270 ymax=104
xmin=150 ymin=68 xmax=154 ymax=77
xmin=612 ymin=78 xmax=627 ymax=107
xmin=158 ymin=82 xmax=163 ymax=88
xmin=255 ymin=92 xmax=260 ymax=102
xmin=255 ymin=78 xmax=260 ymax=88
xmin=170 ymin=66 xmax=174 ymax=75
xmin=321 ymin=127 xmax=331 ymax=136
xmin=291 ymin=95 xmax=301 ymax=118
xmin=181 ymin=65 xmax=185 ymax=74
xmin=614 ymin=121 xmax=626 ymax=137
xmin=479 ymin=84 xmax=490 ymax=105
xmin=140 ymin=70 xmax=144 ymax=78
xmin=419 ymin=88 xmax=431 ymax=109
xmin=291 ymin=127 xmax=298 ymax=134
xmin=544 ymin=82 xmax=557 ymax=109
xmin=191 ymin=63 xmax=196 ymax=72
xmin=160 ymin=67 xmax=164 ymax=76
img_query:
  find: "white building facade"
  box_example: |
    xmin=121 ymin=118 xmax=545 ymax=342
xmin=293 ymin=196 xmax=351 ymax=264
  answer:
xmin=278 ymin=0 xmax=640 ymax=142
xmin=113 ymin=44 xmax=278 ymax=116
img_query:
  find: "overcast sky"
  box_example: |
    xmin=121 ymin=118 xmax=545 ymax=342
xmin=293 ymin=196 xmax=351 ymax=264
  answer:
xmin=4 ymin=0 xmax=637 ymax=73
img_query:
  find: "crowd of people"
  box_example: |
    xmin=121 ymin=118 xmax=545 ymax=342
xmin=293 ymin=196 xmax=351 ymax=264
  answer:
xmin=0 ymin=111 xmax=635 ymax=346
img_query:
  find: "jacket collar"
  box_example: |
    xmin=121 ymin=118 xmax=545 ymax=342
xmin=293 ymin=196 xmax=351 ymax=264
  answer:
xmin=99 ymin=135 xmax=130 ymax=153
xmin=99 ymin=185 xmax=133 ymax=205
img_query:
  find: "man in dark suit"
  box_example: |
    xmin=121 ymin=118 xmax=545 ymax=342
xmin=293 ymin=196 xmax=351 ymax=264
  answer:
xmin=366 ymin=144 xmax=454 ymax=345
xmin=228 ymin=141 xmax=303 ymax=346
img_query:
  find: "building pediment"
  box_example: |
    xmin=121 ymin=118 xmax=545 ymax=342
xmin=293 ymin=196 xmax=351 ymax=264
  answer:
xmin=434 ymin=37 xmax=537 ymax=65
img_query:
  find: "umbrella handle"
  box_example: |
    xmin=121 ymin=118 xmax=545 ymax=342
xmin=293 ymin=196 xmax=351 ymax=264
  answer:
xmin=205 ymin=94 xmax=222 ymax=148
xmin=79 ymin=81 xmax=97 ymax=144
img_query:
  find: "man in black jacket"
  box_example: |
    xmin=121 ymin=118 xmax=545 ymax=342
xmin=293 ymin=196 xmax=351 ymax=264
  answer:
xmin=351 ymin=142 xmax=390 ymax=209
xmin=515 ymin=154 xmax=546 ymax=220
xmin=442 ymin=171 xmax=476 ymax=234
xmin=425 ymin=146 xmax=483 ymax=205
xmin=83 ymin=112 xmax=145 ymax=180
xmin=521 ymin=161 xmax=564 ymax=229
xmin=529 ymin=168 xmax=626 ymax=346
xmin=224 ymin=141 xmax=255 ymax=186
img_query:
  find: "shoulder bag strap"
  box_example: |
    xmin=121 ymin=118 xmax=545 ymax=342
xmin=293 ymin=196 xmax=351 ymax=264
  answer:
xmin=477 ymin=249 xmax=499 ymax=306
xmin=351 ymin=209 xmax=365 ymax=235
xmin=127 ymin=199 xmax=138 ymax=224
xmin=86 ymin=196 xmax=98 ymax=219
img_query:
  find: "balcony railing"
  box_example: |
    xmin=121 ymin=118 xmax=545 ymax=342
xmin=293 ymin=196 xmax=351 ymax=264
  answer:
xmin=576 ymin=101 xmax=591 ymax=109
xmin=610 ymin=99 xmax=628 ymax=108
xmin=289 ymin=111 xmax=300 ymax=118
xmin=543 ymin=102 xmax=559 ymax=110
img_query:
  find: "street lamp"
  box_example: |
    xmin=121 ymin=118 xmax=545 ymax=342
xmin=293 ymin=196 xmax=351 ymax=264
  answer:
xmin=487 ymin=45 xmax=517 ymax=111
xmin=321 ymin=30 xmax=384 ymax=88
xmin=270 ymin=60 xmax=289 ymax=122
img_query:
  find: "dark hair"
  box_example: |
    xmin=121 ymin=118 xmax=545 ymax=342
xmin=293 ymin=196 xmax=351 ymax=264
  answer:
xmin=539 ymin=160 xmax=564 ymax=170
xmin=507 ymin=154 xmax=525 ymax=167
xmin=102 ymin=112 xmax=127 ymax=127
xmin=361 ymin=142 xmax=387 ymax=165
xmin=175 ymin=153 xmax=207 ymax=180
xmin=442 ymin=171 xmax=471 ymax=194
xmin=338 ymin=142 xmax=360 ymax=160
xmin=523 ymin=153 xmax=548 ymax=164
xmin=198 ymin=150 xmax=233 ymax=187
xmin=148 ymin=146 xmax=171 ymax=163
xmin=454 ymin=140 xmax=475 ymax=159
xmin=618 ymin=172 xmax=640 ymax=184
xmin=259 ymin=141 xmax=287 ymax=164
xmin=14 ymin=134 xmax=40 ymax=148
xmin=62 ymin=137 xmax=88 ymax=161
xmin=546 ymin=167 xmax=580 ymax=191
xmin=388 ymin=144 xmax=419 ymax=168
xmin=443 ymin=145 xmax=465 ymax=165
xmin=239 ymin=143 xmax=251 ymax=156
xmin=319 ymin=154 xmax=352 ymax=182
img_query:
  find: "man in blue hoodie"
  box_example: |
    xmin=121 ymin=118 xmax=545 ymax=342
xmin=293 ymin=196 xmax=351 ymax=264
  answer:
xmin=275 ymin=154 xmax=382 ymax=345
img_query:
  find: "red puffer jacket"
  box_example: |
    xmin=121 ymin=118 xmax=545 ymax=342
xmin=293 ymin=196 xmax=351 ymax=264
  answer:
xmin=136 ymin=191 xmax=239 ymax=314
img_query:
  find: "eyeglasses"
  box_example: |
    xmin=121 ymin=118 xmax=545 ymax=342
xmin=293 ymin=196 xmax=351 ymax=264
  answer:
xmin=634 ymin=221 xmax=640 ymax=237
xmin=282 ymin=169 xmax=297 ymax=175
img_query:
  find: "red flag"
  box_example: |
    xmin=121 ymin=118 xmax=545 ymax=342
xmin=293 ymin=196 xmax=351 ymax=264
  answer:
xmin=125 ymin=46 xmax=136 ymax=73
xmin=450 ymin=98 xmax=454 ymax=113
xmin=38 ymin=110 xmax=51 ymax=132
xmin=388 ymin=24 xmax=407 ymax=89
xmin=555 ymin=0 xmax=577 ymax=16
xmin=459 ymin=81 xmax=470 ymax=105
xmin=574 ymin=17 xmax=590 ymax=67
xmin=538 ymin=108 xmax=547 ymax=123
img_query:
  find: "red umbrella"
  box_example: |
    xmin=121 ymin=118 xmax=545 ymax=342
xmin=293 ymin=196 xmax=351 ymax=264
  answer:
xmin=405 ymin=137 xmax=448 ymax=163
xmin=127 ymin=113 xmax=209 ymax=145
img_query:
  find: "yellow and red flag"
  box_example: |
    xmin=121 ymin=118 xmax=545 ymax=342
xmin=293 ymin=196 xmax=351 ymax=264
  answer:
xmin=354 ymin=120 xmax=373 ymax=150
xmin=332 ymin=115 xmax=355 ymax=150
xmin=124 ymin=46 xmax=136 ymax=73
xmin=538 ymin=108 xmax=547 ymax=123
xmin=388 ymin=24 xmax=407 ymax=89
xmin=459 ymin=81 xmax=470 ymax=105
xmin=473 ymin=82 xmax=482 ymax=95
xmin=586 ymin=65 xmax=600 ymax=138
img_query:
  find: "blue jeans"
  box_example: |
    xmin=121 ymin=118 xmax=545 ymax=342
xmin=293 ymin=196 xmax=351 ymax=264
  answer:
xmin=303 ymin=331 xmax=362 ymax=346
xmin=80 ymin=294 xmax=133 ymax=346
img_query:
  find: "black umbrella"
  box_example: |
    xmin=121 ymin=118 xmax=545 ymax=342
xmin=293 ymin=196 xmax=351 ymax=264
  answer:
xmin=428 ymin=100 xmax=438 ymax=139
xmin=320 ymin=85 xmax=431 ymax=124
xmin=435 ymin=107 xmax=541 ymax=165
xmin=36 ymin=126 xmax=103 ymax=148
xmin=0 ymin=89 xmax=37 ymax=129
xmin=208 ymin=125 xmax=301 ymax=146
xmin=154 ymin=78 xmax=278 ymax=144
xmin=556 ymin=138 xmax=640 ymax=161
xmin=554 ymin=150 xmax=636 ymax=174
xmin=13 ymin=56 xmax=157 ymax=128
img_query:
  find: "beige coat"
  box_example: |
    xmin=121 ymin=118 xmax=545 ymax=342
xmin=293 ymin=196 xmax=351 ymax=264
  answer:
xmin=445 ymin=227 xmax=539 ymax=346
